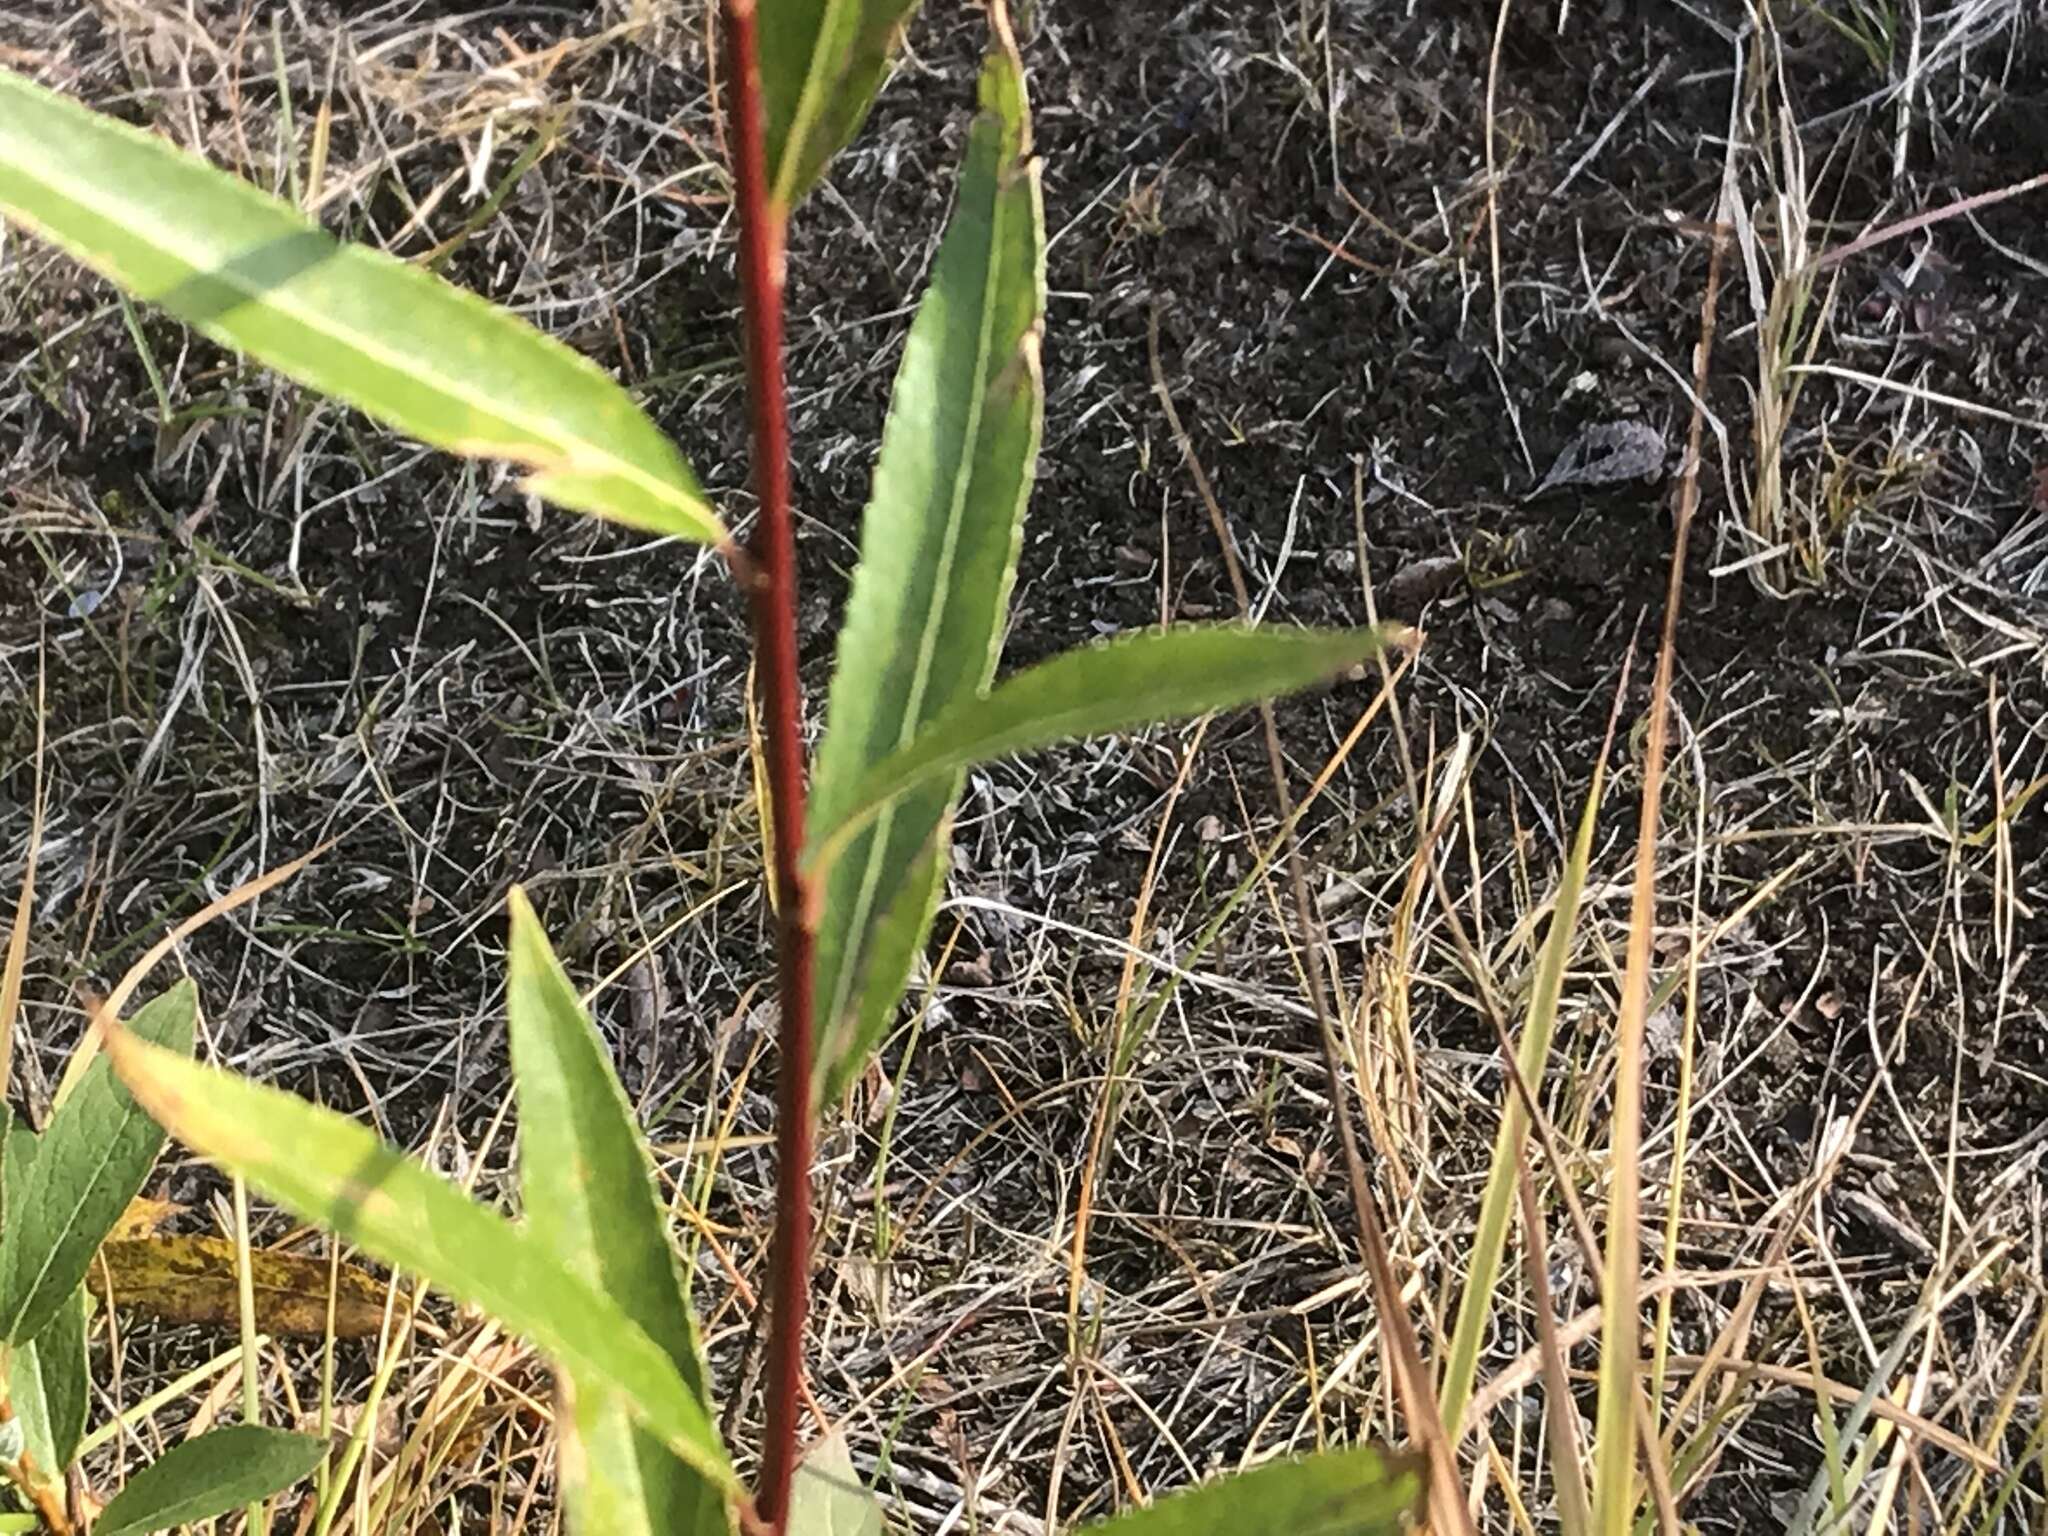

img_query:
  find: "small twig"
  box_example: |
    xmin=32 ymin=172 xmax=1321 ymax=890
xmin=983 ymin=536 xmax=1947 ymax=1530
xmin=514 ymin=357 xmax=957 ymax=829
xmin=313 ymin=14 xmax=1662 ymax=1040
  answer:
xmin=1810 ymin=168 xmax=2048 ymax=273
xmin=1553 ymin=58 xmax=1668 ymax=199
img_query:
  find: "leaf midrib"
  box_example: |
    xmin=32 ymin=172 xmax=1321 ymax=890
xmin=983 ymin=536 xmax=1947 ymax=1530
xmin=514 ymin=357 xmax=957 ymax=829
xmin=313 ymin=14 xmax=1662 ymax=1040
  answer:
xmin=824 ymin=114 xmax=1013 ymax=1032
xmin=2 ymin=1109 xmax=131 ymax=1339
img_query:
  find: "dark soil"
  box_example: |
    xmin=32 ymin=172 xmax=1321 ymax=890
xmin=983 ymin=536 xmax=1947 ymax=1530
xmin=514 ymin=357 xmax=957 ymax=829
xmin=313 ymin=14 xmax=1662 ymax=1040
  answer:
xmin=3 ymin=0 xmax=2046 ymax=1530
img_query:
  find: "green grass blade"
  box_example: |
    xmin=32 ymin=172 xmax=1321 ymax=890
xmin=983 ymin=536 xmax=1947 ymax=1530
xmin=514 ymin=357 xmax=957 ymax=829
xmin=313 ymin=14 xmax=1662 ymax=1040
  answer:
xmin=0 ymin=983 xmax=195 ymax=1343
xmin=809 ymin=34 xmax=1043 ymax=1107
xmin=0 ymin=68 xmax=720 ymax=544
xmin=1077 ymin=1444 xmax=1424 ymax=1536
xmin=92 ymin=1425 xmax=326 ymax=1536
xmin=505 ymin=889 xmax=731 ymax=1536
xmin=100 ymin=1025 xmax=738 ymax=1495
xmin=761 ymin=0 xmax=924 ymax=211
xmin=807 ymin=625 xmax=1404 ymax=885
xmin=1437 ymin=746 xmax=1611 ymax=1436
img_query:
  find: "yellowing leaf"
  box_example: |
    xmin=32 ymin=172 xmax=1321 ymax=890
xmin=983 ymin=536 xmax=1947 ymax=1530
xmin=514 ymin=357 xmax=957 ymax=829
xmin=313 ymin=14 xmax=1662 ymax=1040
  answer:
xmin=87 ymin=1235 xmax=403 ymax=1339
xmin=109 ymin=1192 xmax=185 ymax=1240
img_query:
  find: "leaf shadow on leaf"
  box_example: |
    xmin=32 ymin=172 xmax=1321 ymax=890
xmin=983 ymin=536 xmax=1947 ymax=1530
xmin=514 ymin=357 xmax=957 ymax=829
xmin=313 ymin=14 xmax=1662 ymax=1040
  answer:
xmin=149 ymin=231 xmax=335 ymax=326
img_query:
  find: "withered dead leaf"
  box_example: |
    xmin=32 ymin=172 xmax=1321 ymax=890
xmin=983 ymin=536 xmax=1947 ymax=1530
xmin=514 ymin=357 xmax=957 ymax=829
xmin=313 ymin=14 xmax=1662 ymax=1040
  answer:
xmin=109 ymin=1193 xmax=186 ymax=1240
xmin=89 ymin=1235 xmax=404 ymax=1338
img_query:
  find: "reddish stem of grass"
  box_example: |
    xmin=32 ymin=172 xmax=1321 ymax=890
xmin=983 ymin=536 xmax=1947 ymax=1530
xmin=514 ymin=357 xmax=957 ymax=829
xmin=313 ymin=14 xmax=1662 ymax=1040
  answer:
xmin=721 ymin=2 xmax=814 ymax=1527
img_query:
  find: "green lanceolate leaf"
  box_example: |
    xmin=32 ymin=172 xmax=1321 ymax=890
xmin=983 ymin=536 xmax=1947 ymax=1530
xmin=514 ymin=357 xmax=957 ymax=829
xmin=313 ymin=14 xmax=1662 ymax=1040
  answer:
xmin=787 ymin=1430 xmax=885 ymax=1536
xmin=1078 ymin=1444 xmax=1425 ymax=1536
xmin=760 ymin=0 xmax=924 ymax=211
xmin=0 ymin=983 xmax=195 ymax=1343
xmin=808 ymin=33 xmax=1043 ymax=1108
xmin=93 ymin=1424 xmax=326 ymax=1536
xmin=100 ymin=1026 xmax=738 ymax=1494
xmin=0 ymin=68 xmax=720 ymax=544
xmin=2 ymin=1122 xmax=90 ymax=1492
xmin=808 ymin=625 xmax=1406 ymax=886
xmin=9 ymin=1284 xmax=89 ymax=1484
xmin=504 ymin=889 xmax=731 ymax=1536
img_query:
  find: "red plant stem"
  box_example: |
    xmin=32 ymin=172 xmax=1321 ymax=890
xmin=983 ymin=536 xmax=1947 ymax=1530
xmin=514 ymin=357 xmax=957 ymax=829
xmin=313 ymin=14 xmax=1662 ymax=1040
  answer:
xmin=721 ymin=2 xmax=814 ymax=1528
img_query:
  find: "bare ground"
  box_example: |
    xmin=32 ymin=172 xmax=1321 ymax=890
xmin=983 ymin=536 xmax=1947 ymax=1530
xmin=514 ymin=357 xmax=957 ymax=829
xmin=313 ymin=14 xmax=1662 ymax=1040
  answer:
xmin=3 ymin=0 xmax=2048 ymax=1531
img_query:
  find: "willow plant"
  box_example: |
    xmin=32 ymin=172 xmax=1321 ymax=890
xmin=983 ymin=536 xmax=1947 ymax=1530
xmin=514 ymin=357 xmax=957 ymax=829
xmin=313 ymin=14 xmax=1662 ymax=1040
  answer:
xmin=0 ymin=4 xmax=1421 ymax=1532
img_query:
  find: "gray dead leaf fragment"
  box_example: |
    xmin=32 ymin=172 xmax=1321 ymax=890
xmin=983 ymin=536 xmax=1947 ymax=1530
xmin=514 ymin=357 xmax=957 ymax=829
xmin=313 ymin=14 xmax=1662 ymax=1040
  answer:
xmin=1528 ymin=418 xmax=1665 ymax=498
xmin=1383 ymin=554 xmax=1464 ymax=615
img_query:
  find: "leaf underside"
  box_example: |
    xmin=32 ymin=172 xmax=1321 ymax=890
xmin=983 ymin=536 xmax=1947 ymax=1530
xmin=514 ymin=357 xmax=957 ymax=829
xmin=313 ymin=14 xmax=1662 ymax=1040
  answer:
xmin=92 ymin=1425 xmax=327 ymax=1536
xmin=1078 ymin=1444 xmax=1426 ymax=1536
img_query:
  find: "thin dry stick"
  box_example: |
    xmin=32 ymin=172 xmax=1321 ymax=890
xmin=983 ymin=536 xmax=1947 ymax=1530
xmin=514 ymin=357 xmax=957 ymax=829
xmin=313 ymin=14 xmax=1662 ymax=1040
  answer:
xmin=1148 ymin=309 xmax=1473 ymax=1536
xmin=1592 ymin=199 xmax=1730 ymax=1534
xmin=1518 ymin=1161 xmax=1593 ymax=1536
xmin=1065 ymin=718 xmax=1212 ymax=1336
xmin=54 ymin=841 xmax=331 ymax=1109
xmin=1810 ymin=168 xmax=2048 ymax=272
xmin=0 ymin=641 xmax=44 ymax=1101
xmin=1482 ymin=0 xmax=1513 ymax=361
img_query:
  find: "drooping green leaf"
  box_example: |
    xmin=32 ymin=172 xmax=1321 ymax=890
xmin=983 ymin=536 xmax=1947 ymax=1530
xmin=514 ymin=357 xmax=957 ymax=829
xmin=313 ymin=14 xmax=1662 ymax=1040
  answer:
xmin=787 ymin=1429 xmax=885 ymax=1536
xmin=92 ymin=1424 xmax=325 ymax=1536
xmin=0 ymin=68 xmax=720 ymax=544
xmin=505 ymin=889 xmax=730 ymax=1536
xmin=100 ymin=1025 xmax=738 ymax=1494
xmin=761 ymin=0 xmax=924 ymax=211
xmin=0 ymin=983 xmax=195 ymax=1343
xmin=807 ymin=625 xmax=1405 ymax=887
xmin=1078 ymin=1444 xmax=1425 ymax=1536
xmin=809 ymin=35 xmax=1043 ymax=1108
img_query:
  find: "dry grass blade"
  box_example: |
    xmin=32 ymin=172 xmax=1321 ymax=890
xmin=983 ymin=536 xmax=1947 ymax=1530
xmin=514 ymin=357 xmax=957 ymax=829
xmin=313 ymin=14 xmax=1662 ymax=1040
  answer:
xmin=0 ymin=648 xmax=42 ymax=1105
xmin=1148 ymin=307 xmax=1472 ymax=1536
xmin=1590 ymin=172 xmax=1730 ymax=1536
xmin=1517 ymin=1163 xmax=1591 ymax=1536
xmin=51 ymin=842 xmax=331 ymax=1111
xmin=1437 ymin=660 xmax=1625 ymax=1438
